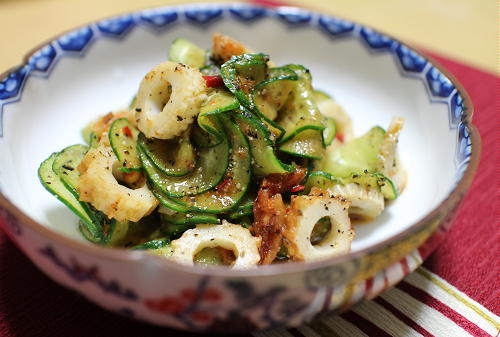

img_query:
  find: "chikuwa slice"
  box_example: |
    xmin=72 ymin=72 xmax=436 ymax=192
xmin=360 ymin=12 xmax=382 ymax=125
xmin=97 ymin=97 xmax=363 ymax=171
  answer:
xmin=284 ymin=188 xmax=354 ymax=262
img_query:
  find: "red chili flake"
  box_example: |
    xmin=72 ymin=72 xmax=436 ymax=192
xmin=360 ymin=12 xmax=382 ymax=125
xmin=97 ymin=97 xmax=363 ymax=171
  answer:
xmin=290 ymin=185 xmax=305 ymax=193
xmin=122 ymin=126 xmax=133 ymax=138
xmin=202 ymin=75 xmax=224 ymax=88
xmin=190 ymin=311 xmax=212 ymax=322
xmin=215 ymin=177 xmax=232 ymax=193
xmin=203 ymin=288 xmax=222 ymax=302
xmin=335 ymin=133 xmax=344 ymax=143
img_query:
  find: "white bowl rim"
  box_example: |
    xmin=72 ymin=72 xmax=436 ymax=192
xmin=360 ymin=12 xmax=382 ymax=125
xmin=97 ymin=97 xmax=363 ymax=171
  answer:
xmin=0 ymin=2 xmax=481 ymax=277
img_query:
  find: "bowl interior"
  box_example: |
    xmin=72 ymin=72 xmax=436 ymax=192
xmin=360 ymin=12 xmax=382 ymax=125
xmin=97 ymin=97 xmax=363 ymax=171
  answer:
xmin=0 ymin=5 xmax=467 ymax=253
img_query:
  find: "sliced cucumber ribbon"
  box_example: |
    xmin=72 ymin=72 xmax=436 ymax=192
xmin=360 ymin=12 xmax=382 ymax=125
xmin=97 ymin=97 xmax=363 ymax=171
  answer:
xmin=305 ymin=171 xmax=397 ymax=200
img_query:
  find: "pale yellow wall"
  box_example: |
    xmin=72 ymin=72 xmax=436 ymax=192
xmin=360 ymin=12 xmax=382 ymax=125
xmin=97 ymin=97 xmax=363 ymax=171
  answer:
xmin=0 ymin=0 xmax=497 ymax=74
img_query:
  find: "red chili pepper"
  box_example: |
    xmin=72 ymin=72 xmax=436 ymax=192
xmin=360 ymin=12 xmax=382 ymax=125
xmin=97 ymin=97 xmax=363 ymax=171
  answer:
xmin=215 ymin=177 xmax=232 ymax=192
xmin=202 ymin=75 xmax=224 ymax=88
xmin=122 ymin=126 xmax=133 ymax=138
xmin=290 ymin=185 xmax=305 ymax=193
xmin=335 ymin=132 xmax=344 ymax=143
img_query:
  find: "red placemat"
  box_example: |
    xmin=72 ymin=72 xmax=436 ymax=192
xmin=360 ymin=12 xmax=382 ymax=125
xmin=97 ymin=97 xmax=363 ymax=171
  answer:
xmin=0 ymin=51 xmax=498 ymax=337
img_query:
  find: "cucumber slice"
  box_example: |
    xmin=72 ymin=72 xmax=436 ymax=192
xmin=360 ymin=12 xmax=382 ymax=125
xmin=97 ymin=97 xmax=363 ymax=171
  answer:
xmin=194 ymin=248 xmax=224 ymax=266
xmin=138 ymin=131 xmax=196 ymax=177
xmin=103 ymin=220 xmax=130 ymax=246
xmin=279 ymin=129 xmax=325 ymax=160
xmin=168 ymin=38 xmax=206 ymax=68
xmin=227 ymin=207 xmax=253 ymax=220
xmin=200 ymin=89 xmax=239 ymax=116
xmin=162 ymin=218 xmax=196 ymax=240
xmin=276 ymin=64 xmax=325 ymax=143
xmin=322 ymin=118 xmax=336 ymax=147
xmin=304 ymin=171 xmax=342 ymax=192
xmin=39 ymin=153 xmax=102 ymax=242
xmin=132 ymin=238 xmax=171 ymax=250
xmin=51 ymin=144 xmax=109 ymax=234
xmin=139 ymin=116 xmax=230 ymax=197
xmin=165 ymin=115 xmax=252 ymax=213
xmin=109 ymin=118 xmax=141 ymax=172
xmin=197 ymin=88 xmax=240 ymax=143
xmin=151 ymin=186 xmax=191 ymax=213
xmin=52 ymin=144 xmax=89 ymax=198
xmin=252 ymin=66 xmax=298 ymax=140
xmin=312 ymin=89 xmax=332 ymax=103
xmin=305 ymin=171 xmax=397 ymax=200
xmin=318 ymin=126 xmax=386 ymax=178
xmin=220 ymin=53 xmax=269 ymax=109
xmin=226 ymin=193 xmax=254 ymax=220
xmin=160 ymin=211 xmax=219 ymax=226
xmin=88 ymin=132 xmax=99 ymax=149
xmin=234 ymin=109 xmax=293 ymax=176
xmin=350 ymin=172 xmax=398 ymax=200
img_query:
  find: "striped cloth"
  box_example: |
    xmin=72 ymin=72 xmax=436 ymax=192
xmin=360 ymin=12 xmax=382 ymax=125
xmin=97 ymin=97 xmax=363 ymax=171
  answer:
xmin=255 ymin=268 xmax=499 ymax=337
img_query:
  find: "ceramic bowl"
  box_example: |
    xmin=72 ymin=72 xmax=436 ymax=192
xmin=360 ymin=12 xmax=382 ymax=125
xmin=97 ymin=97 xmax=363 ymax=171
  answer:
xmin=0 ymin=3 xmax=479 ymax=333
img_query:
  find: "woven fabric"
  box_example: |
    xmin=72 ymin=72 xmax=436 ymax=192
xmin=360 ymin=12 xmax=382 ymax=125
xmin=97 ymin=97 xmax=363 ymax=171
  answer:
xmin=0 ymin=53 xmax=498 ymax=337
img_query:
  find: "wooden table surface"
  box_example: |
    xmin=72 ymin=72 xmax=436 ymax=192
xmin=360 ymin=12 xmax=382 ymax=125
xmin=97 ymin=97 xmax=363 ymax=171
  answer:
xmin=0 ymin=0 xmax=497 ymax=74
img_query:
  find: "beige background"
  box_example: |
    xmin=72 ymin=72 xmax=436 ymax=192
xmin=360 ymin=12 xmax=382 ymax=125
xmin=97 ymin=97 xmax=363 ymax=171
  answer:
xmin=0 ymin=0 xmax=497 ymax=74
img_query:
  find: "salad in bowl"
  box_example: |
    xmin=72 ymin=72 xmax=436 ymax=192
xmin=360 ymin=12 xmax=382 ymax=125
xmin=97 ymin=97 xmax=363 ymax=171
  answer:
xmin=39 ymin=34 xmax=405 ymax=268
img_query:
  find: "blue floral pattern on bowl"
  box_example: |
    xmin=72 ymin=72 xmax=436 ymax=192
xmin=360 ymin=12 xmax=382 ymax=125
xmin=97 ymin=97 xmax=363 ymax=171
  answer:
xmin=29 ymin=44 xmax=57 ymax=73
xmin=318 ymin=16 xmax=355 ymax=36
xmin=184 ymin=8 xmax=223 ymax=24
xmin=140 ymin=9 xmax=178 ymax=29
xmin=395 ymin=44 xmax=428 ymax=73
xmin=0 ymin=66 xmax=28 ymax=100
xmin=39 ymin=246 xmax=138 ymax=300
xmin=277 ymin=8 xmax=312 ymax=25
xmin=57 ymin=27 xmax=94 ymax=52
xmin=360 ymin=28 xmax=393 ymax=49
xmin=426 ymin=66 xmax=454 ymax=98
xmin=229 ymin=6 xmax=266 ymax=22
xmin=450 ymin=92 xmax=465 ymax=127
xmin=97 ymin=16 xmax=135 ymax=37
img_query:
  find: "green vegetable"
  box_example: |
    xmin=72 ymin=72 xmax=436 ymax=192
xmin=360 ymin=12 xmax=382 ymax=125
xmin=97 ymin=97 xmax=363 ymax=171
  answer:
xmin=159 ymin=115 xmax=251 ymax=213
xmin=305 ymin=171 xmax=397 ymax=200
xmin=168 ymin=38 xmax=206 ymax=68
xmin=194 ymin=248 xmax=224 ymax=266
xmin=252 ymin=66 xmax=298 ymax=140
xmin=233 ymin=108 xmax=293 ymax=176
xmin=276 ymin=64 xmax=325 ymax=144
xmin=138 ymin=131 xmax=196 ymax=177
xmin=139 ymin=116 xmax=230 ymax=197
xmin=39 ymin=153 xmax=103 ymax=243
xmin=220 ymin=53 xmax=269 ymax=109
xmin=108 ymin=118 xmax=142 ymax=172
xmin=317 ymin=126 xmax=386 ymax=178
xmin=279 ymin=129 xmax=325 ymax=160
xmin=52 ymin=144 xmax=88 ymax=198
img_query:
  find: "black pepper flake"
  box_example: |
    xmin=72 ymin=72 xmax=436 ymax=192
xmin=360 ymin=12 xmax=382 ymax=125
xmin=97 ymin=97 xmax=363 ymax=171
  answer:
xmin=135 ymin=108 xmax=142 ymax=112
xmin=62 ymin=165 xmax=74 ymax=171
